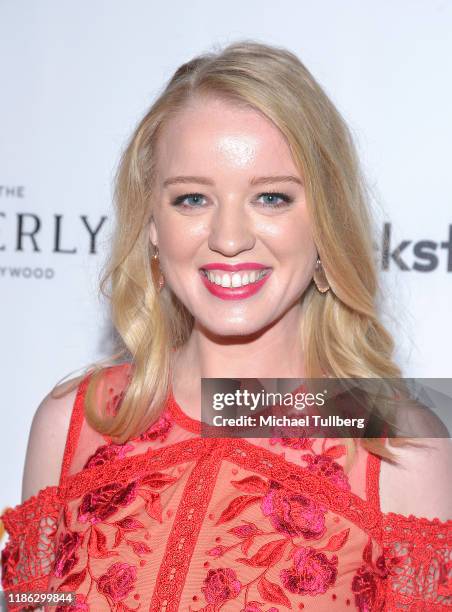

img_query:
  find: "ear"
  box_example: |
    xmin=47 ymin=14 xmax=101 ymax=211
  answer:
xmin=149 ymin=215 xmax=158 ymax=248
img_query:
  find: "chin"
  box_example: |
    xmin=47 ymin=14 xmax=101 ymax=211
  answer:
xmin=197 ymin=317 xmax=271 ymax=339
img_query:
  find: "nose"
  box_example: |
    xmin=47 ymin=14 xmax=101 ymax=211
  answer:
xmin=207 ymin=198 xmax=256 ymax=256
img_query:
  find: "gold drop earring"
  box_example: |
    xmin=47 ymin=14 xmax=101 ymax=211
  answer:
xmin=151 ymin=245 xmax=165 ymax=293
xmin=313 ymin=256 xmax=330 ymax=293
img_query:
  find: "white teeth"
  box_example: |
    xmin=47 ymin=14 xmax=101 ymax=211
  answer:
xmin=231 ymin=273 xmax=241 ymax=288
xmin=204 ymin=269 xmax=269 ymax=287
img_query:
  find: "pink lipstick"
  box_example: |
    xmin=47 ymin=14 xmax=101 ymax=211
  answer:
xmin=199 ymin=267 xmax=272 ymax=300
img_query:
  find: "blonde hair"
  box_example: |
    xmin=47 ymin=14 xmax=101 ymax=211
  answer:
xmin=54 ymin=40 xmax=426 ymax=465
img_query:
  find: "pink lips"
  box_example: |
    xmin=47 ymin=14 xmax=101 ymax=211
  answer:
xmin=199 ymin=267 xmax=272 ymax=300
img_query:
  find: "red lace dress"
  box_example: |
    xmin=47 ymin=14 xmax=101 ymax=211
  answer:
xmin=1 ymin=363 xmax=451 ymax=611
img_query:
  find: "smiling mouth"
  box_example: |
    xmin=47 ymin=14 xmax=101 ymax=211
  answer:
xmin=200 ymin=268 xmax=271 ymax=288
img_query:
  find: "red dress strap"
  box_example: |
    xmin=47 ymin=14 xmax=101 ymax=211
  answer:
xmin=365 ymin=447 xmax=382 ymax=514
xmin=58 ymin=371 xmax=93 ymax=487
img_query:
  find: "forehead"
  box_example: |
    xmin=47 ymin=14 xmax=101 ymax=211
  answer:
xmin=155 ymin=96 xmax=300 ymax=178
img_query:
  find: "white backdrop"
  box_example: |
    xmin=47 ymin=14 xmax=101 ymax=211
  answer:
xmin=1 ymin=0 xmax=451 ymax=557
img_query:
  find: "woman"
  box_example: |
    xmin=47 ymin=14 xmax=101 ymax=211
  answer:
xmin=1 ymin=40 xmax=451 ymax=611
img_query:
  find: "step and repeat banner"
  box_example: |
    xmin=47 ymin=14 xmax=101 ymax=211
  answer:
xmin=1 ymin=0 xmax=451 ymax=552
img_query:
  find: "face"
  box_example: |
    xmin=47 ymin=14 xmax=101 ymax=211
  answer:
xmin=150 ymin=96 xmax=317 ymax=338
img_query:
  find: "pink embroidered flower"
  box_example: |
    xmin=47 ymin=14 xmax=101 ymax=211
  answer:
xmin=351 ymin=566 xmax=377 ymax=611
xmin=240 ymin=603 xmax=278 ymax=612
xmin=302 ymin=453 xmax=350 ymax=491
xmin=262 ymin=481 xmax=327 ymax=539
xmin=97 ymin=562 xmax=137 ymax=602
xmin=55 ymin=594 xmax=89 ymax=612
xmin=280 ymin=546 xmax=338 ymax=595
xmin=270 ymin=436 xmax=313 ymax=450
xmin=201 ymin=567 xmax=241 ymax=604
xmin=53 ymin=530 xmax=82 ymax=577
xmin=83 ymin=443 xmax=134 ymax=469
xmin=78 ymin=481 xmax=138 ymax=524
xmin=351 ymin=554 xmax=389 ymax=611
xmin=139 ymin=412 xmax=173 ymax=442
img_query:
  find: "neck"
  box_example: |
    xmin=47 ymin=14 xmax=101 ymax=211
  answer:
xmin=171 ymin=303 xmax=306 ymax=408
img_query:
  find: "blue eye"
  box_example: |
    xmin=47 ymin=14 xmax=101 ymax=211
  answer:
xmin=171 ymin=191 xmax=293 ymax=209
xmin=171 ymin=193 xmax=206 ymax=208
xmin=256 ymin=192 xmax=293 ymax=208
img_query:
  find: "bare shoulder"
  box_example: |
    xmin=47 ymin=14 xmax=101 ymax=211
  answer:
xmin=21 ymin=374 xmax=85 ymax=503
xmin=379 ymin=434 xmax=452 ymax=522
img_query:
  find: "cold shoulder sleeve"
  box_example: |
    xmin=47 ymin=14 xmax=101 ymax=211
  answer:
xmin=1 ymin=487 xmax=64 ymax=611
xmin=365 ymin=437 xmax=452 ymax=609
xmin=381 ymin=511 xmax=452 ymax=610
xmin=1 ymin=373 xmax=92 ymax=611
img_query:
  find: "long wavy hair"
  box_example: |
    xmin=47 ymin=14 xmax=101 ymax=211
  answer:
xmin=54 ymin=39 xmax=423 ymax=466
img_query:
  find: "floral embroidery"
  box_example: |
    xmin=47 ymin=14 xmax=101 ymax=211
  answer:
xmin=270 ymin=436 xmax=313 ymax=450
xmin=83 ymin=443 xmax=135 ymax=469
xmin=3 ymin=366 xmax=451 ymax=611
xmin=84 ymin=410 xmax=173 ymax=469
xmin=97 ymin=561 xmax=138 ymax=603
xmin=351 ymin=537 xmax=390 ymax=611
xmin=47 ymin=468 xmax=182 ymax=611
xmin=301 ymin=453 xmax=351 ymax=491
xmin=53 ymin=530 xmax=83 ymax=577
xmin=138 ymin=412 xmax=173 ymax=442
xmin=262 ymin=480 xmax=327 ymax=539
xmin=196 ymin=470 xmax=347 ymax=610
xmin=201 ymin=567 xmax=242 ymax=605
xmin=78 ymin=481 xmax=139 ymax=524
xmin=280 ymin=546 xmax=338 ymax=595
xmin=270 ymin=437 xmax=351 ymax=492
xmin=352 ymin=565 xmax=379 ymax=611
xmin=240 ymin=603 xmax=278 ymax=612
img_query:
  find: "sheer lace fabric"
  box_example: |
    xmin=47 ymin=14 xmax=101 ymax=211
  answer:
xmin=1 ymin=363 xmax=451 ymax=611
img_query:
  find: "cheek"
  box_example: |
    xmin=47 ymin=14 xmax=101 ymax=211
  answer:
xmin=158 ymin=210 xmax=208 ymax=255
xmin=157 ymin=226 xmax=200 ymax=262
xmin=267 ymin=215 xmax=316 ymax=260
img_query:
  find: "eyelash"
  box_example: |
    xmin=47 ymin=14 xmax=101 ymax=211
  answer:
xmin=170 ymin=191 xmax=294 ymax=209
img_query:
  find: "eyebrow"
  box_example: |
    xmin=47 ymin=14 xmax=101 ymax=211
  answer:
xmin=162 ymin=175 xmax=303 ymax=188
